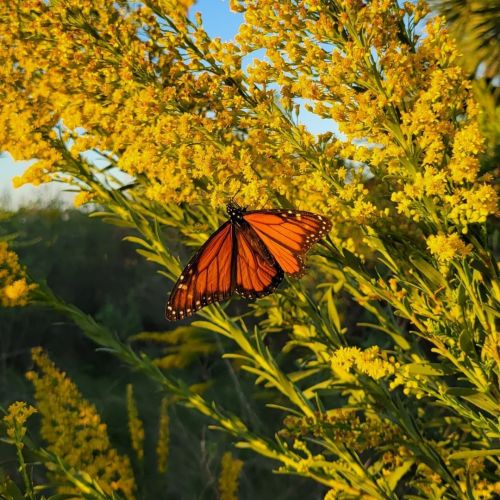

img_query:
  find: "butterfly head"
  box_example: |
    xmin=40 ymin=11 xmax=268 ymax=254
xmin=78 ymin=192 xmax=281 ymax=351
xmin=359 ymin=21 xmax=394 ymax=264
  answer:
xmin=226 ymin=201 xmax=245 ymax=221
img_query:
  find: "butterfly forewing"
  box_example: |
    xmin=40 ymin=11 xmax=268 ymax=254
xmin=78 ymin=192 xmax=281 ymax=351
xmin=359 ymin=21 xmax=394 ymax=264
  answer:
xmin=234 ymin=223 xmax=284 ymax=299
xmin=166 ymin=221 xmax=234 ymax=320
xmin=243 ymin=210 xmax=332 ymax=277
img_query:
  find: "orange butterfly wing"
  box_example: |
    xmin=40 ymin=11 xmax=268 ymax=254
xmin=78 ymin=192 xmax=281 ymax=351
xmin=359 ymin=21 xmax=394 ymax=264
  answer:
xmin=166 ymin=222 xmax=234 ymax=320
xmin=166 ymin=220 xmax=284 ymax=320
xmin=243 ymin=210 xmax=332 ymax=277
xmin=166 ymin=207 xmax=331 ymax=321
xmin=234 ymin=223 xmax=283 ymax=300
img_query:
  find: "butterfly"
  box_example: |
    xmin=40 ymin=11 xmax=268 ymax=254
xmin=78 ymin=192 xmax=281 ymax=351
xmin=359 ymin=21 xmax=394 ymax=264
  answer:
xmin=165 ymin=201 xmax=332 ymax=321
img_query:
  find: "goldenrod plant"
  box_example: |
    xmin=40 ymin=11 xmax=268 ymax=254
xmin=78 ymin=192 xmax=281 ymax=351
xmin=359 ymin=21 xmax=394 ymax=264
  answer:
xmin=27 ymin=348 xmax=136 ymax=499
xmin=1 ymin=386 xmax=132 ymax=500
xmin=1 ymin=402 xmax=38 ymax=500
xmin=156 ymin=397 xmax=170 ymax=475
xmin=218 ymin=452 xmax=244 ymax=500
xmin=0 ymin=0 xmax=499 ymax=498
xmin=0 ymin=241 xmax=36 ymax=307
xmin=126 ymin=384 xmax=145 ymax=464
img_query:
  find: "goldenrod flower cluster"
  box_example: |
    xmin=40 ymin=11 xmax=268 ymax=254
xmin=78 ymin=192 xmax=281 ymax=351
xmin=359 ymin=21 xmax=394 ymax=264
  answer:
xmin=329 ymin=346 xmax=396 ymax=380
xmin=389 ymin=367 xmax=427 ymax=399
xmin=0 ymin=242 xmax=35 ymax=307
xmin=156 ymin=397 xmax=170 ymax=473
xmin=26 ymin=348 xmax=136 ymax=499
xmin=126 ymin=384 xmax=145 ymax=462
xmin=231 ymin=0 xmax=496 ymax=234
xmin=132 ymin=329 xmax=216 ymax=370
xmin=218 ymin=452 xmax=244 ymax=500
xmin=427 ymin=232 xmax=473 ymax=264
xmin=282 ymin=411 xmax=399 ymax=453
xmin=2 ymin=401 xmax=37 ymax=445
xmin=1 ymin=401 xmax=38 ymax=498
xmin=1 ymin=0 xmax=495 ymax=259
xmin=73 ymin=191 xmax=94 ymax=208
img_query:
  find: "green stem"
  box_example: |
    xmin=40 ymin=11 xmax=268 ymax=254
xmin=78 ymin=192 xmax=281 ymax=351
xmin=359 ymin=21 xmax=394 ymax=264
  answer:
xmin=15 ymin=440 xmax=34 ymax=500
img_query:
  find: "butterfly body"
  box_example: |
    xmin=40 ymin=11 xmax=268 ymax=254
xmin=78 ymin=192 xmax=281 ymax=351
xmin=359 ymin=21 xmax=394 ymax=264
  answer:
xmin=166 ymin=202 xmax=331 ymax=321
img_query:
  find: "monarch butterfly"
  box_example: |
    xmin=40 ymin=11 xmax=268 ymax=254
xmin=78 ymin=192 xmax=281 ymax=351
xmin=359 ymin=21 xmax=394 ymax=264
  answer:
xmin=165 ymin=202 xmax=332 ymax=321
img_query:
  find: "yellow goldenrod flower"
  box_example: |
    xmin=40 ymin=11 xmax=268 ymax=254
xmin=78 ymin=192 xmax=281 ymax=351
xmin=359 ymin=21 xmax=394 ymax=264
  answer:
xmin=2 ymin=401 xmax=38 ymax=498
xmin=330 ymin=346 xmax=396 ymax=380
xmin=2 ymin=401 xmax=37 ymax=443
xmin=0 ymin=242 xmax=36 ymax=307
xmin=73 ymin=191 xmax=93 ymax=208
xmin=156 ymin=397 xmax=170 ymax=473
xmin=158 ymin=0 xmax=195 ymax=14
xmin=26 ymin=348 xmax=136 ymax=499
xmin=427 ymin=232 xmax=472 ymax=263
xmin=126 ymin=384 xmax=145 ymax=462
xmin=3 ymin=279 xmax=31 ymax=302
xmin=282 ymin=411 xmax=399 ymax=453
xmin=218 ymin=452 xmax=243 ymax=500
xmin=1 ymin=0 xmax=495 ymax=257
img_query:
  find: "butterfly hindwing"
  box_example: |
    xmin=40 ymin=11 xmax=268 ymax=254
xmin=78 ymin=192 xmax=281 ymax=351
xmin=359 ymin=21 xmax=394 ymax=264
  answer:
xmin=234 ymin=222 xmax=284 ymax=299
xmin=243 ymin=210 xmax=332 ymax=277
xmin=165 ymin=221 xmax=234 ymax=321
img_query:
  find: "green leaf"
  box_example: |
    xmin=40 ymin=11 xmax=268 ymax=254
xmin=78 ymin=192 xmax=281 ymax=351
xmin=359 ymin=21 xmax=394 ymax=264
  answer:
xmin=446 ymin=388 xmax=499 ymax=415
xmin=192 ymin=320 xmax=230 ymax=337
xmin=48 ymin=495 xmax=80 ymax=500
xmin=409 ymin=256 xmax=446 ymax=288
xmin=446 ymin=387 xmax=478 ymax=396
xmin=461 ymin=393 xmax=500 ymax=416
xmin=122 ymin=235 xmax=153 ymax=248
xmin=326 ymin=290 xmax=341 ymax=332
xmin=448 ymin=449 xmax=500 ymax=460
xmin=459 ymin=328 xmax=475 ymax=356
xmin=303 ymin=379 xmax=335 ymax=399
xmin=0 ymin=476 xmax=24 ymax=500
xmin=457 ymin=283 xmax=466 ymax=307
xmin=406 ymin=363 xmax=445 ymax=376
xmin=223 ymin=353 xmax=254 ymax=363
xmin=266 ymin=404 xmax=303 ymax=416
xmin=102 ymin=217 xmax=135 ymax=228
xmin=385 ymin=460 xmax=414 ymax=492
xmin=483 ymin=303 xmax=500 ymax=318
xmin=287 ymin=368 xmax=320 ymax=383
xmin=135 ymin=248 xmax=168 ymax=267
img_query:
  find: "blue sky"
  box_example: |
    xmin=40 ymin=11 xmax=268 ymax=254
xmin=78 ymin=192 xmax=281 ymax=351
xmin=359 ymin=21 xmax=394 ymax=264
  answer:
xmin=0 ymin=0 xmax=334 ymax=207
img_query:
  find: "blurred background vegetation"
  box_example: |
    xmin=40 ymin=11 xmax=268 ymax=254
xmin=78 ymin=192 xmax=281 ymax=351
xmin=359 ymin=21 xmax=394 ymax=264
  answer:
xmin=1 ymin=1 xmax=499 ymax=498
